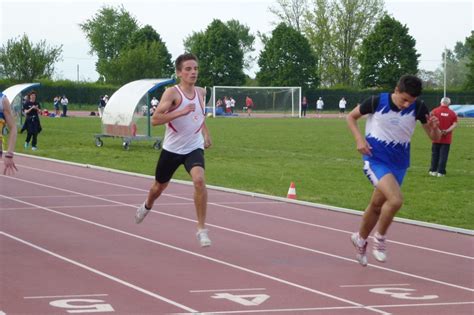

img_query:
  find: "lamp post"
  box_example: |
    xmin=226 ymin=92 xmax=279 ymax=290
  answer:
xmin=443 ymin=47 xmax=447 ymax=98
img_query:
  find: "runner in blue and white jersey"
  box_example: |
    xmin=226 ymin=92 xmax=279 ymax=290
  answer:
xmin=346 ymin=75 xmax=442 ymax=266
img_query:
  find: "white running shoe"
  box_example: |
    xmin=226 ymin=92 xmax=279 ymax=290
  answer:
xmin=428 ymin=171 xmax=437 ymax=176
xmin=351 ymin=233 xmax=368 ymax=266
xmin=196 ymin=229 xmax=212 ymax=247
xmin=372 ymin=232 xmax=387 ymax=262
xmin=135 ymin=202 xmax=151 ymax=224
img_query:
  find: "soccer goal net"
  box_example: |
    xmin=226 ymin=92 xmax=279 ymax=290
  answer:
xmin=207 ymin=86 xmax=302 ymax=117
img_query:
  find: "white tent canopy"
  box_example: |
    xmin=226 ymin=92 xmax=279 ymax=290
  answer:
xmin=2 ymin=83 xmax=40 ymax=121
xmin=2 ymin=83 xmax=40 ymax=105
xmin=102 ymin=78 xmax=175 ymax=126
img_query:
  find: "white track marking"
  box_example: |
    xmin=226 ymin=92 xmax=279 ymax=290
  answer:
xmin=2 ymin=176 xmax=474 ymax=292
xmin=158 ymin=210 xmax=474 ymax=292
xmin=0 ymin=194 xmax=387 ymax=315
xmin=13 ymin=159 xmax=473 ymax=236
xmin=340 ymin=284 xmax=411 ymax=288
xmin=0 ymin=231 xmax=197 ymax=313
xmin=190 ymin=288 xmax=266 ymax=293
xmin=9 ymin=165 xmax=473 ymax=260
xmin=171 ymin=301 xmax=474 ymax=314
xmin=24 ymin=294 xmax=108 ymax=299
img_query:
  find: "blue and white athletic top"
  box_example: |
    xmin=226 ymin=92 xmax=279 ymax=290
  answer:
xmin=0 ymin=92 xmax=5 ymax=119
xmin=360 ymin=93 xmax=429 ymax=169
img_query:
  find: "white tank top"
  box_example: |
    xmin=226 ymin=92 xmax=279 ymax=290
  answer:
xmin=162 ymin=85 xmax=205 ymax=154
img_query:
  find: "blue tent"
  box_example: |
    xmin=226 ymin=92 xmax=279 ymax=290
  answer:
xmin=450 ymin=105 xmax=474 ymax=117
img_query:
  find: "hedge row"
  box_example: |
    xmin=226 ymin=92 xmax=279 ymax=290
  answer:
xmin=1 ymin=79 xmax=473 ymax=110
xmin=0 ymin=79 xmax=119 ymax=105
xmin=304 ymin=88 xmax=474 ymax=110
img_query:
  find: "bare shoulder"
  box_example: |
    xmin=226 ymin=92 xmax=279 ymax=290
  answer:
xmin=165 ymin=86 xmax=184 ymax=103
xmin=157 ymin=86 xmax=180 ymax=111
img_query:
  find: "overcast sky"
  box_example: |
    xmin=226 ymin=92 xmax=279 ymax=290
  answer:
xmin=1 ymin=0 xmax=472 ymax=81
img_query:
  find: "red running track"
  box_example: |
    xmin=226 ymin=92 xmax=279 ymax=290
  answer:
xmin=1 ymin=155 xmax=473 ymax=314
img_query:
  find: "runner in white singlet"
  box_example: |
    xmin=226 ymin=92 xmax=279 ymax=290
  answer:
xmin=135 ymin=53 xmax=213 ymax=248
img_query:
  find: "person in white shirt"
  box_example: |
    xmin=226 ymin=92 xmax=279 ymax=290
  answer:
xmin=135 ymin=53 xmax=213 ymax=247
xmin=230 ymin=96 xmax=235 ymax=113
xmin=339 ymin=97 xmax=347 ymax=118
xmin=224 ymin=96 xmax=232 ymax=114
xmin=316 ymin=97 xmax=324 ymax=118
xmin=150 ymin=96 xmax=159 ymax=115
xmin=60 ymin=95 xmax=69 ymax=117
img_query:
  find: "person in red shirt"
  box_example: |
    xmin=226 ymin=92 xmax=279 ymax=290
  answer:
xmin=429 ymin=97 xmax=458 ymax=177
xmin=245 ymin=96 xmax=254 ymax=117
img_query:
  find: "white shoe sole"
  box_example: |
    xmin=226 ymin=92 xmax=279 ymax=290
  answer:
xmin=372 ymin=250 xmax=387 ymax=262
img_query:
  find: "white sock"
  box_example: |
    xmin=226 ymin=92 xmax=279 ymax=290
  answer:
xmin=357 ymin=233 xmax=367 ymax=247
xmin=374 ymin=232 xmax=385 ymax=240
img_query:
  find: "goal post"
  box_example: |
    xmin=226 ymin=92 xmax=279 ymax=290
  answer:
xmin=208 ymin=86 xmax=302 ymax=117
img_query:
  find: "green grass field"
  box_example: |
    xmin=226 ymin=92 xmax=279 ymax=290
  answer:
xmin=14 ymin=115 xmax=474 ymax=230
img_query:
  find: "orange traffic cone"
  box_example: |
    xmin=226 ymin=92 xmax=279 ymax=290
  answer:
xmin=287 ymin=182 xmax=297 ymax=199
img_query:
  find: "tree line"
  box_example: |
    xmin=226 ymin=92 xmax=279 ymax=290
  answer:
xmin=1 ymin=1 xmax=473 ymax=92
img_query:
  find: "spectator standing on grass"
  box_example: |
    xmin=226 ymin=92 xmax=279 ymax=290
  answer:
xmin=339 ymin=97 xmax=347 ymax=118
xmin=346 ymin=75 xmax=441 ymax=267
xmin=230 ymin=96 xmax=236 ymax=113
xmin=428 ymin=97 xmax=458 ymax=177
xmin=22 ymin=91 xmax=42 ymax=151
xmin=0 ymin=93 xmax=18 ymax=175
xmin=316 ymin=97 xmax=324 ymax=118
xmin=61 ymin=95 xmax=69 ymax=117
xmin=98 ymin=95 xmax=106 ymax=118
xmin=301 ymin=96 xmax=308 ymax=117
xmin=135 ymin=53 xmax=213 ymax=248
xmin=53 ymin=96 xmax=61 ymax=118
xmin=224 ymin=96 xmax=232 ymax=114
xmin=245 ymin=96 xmax=254 ymax=117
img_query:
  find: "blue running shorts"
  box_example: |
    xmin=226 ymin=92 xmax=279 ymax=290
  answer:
xmin=363 ymin=159 xmax=407 ymax=187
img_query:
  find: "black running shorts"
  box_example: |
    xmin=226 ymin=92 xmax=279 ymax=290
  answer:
xmin=155 ymin=148 xmax=205 ymax=183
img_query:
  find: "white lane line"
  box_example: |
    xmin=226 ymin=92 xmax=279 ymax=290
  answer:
xmin=0 ymin=194 xmax=387 ymax=315
xmin=12 ymin=158 xmax=473 ymax=235
xmin=172 ymin=306 xmax=365 ymax=314
xmin=11 ymin=165 xmax=473 ymax=260
xmin=0 ymin=231 xmax=197 ymax=313
xmin=25 ymin=294 xmax=108 ymax=299
xmin=0 ymin=203 xmax=193 ymax=211
xmin=206 ymin=202 xmax=474 ymax=261
xmin=371 ymin=301 xmax=474 ymax=309
xmin=340 ymin=284 xmax=411 ymax=288
xmin=190 ymin=288 xmax=266 ymax=293
xmin=2 ymin=194 xmax=142 ymax=199
xmin=170 ymin=301 xmax=474 ymax=314
xmin=158 ymin=210 xmax=474 ymax=292
xmin=2 ymin=177 xmax=474 ymax=293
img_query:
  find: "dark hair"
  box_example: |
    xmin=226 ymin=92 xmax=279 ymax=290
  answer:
xmin=397 ymin=75 xmax=422 ymax=97
xmin=175 ymin=53 xmax=198 ymax=71
xmin=28 ymin=90 xmax=37 ymax=96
